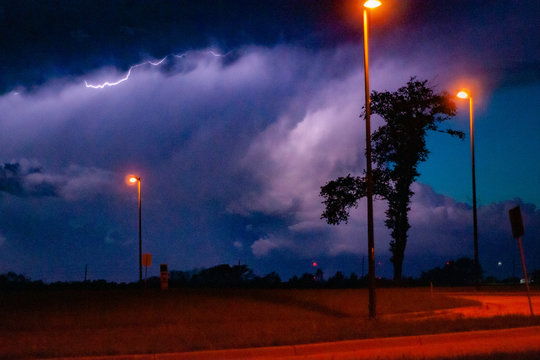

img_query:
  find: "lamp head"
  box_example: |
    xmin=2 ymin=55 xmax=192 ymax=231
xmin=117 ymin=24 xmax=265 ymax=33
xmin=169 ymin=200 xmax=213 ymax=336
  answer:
xmin=457 ymin=90 xmax=470 ymax=99
xmin=364 ymin=0 xmax=381 ymax=9
xmin=128 ymin=176 xmax=140 ymax=184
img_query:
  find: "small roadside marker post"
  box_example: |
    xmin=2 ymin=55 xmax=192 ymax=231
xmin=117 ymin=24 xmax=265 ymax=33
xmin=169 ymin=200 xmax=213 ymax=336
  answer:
xmin=160 ymin=264 xmax=169 ymax=291
xmin=508 ymin=206 xmax=534 ymax=317
xmin=142 ymin=253 xmax=152 ymax=288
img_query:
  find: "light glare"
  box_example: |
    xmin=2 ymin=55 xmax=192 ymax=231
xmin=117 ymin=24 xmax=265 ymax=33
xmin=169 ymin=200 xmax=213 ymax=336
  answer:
xmin=457 ymin=90 xmax=469 ymax=99
xmin=364 ymin=0 xmax=381 ymax=9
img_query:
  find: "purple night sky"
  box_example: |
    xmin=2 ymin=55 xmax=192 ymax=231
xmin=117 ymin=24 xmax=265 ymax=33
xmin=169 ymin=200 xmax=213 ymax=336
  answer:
xmin=0 ymin=0 xmax=539 ymax=282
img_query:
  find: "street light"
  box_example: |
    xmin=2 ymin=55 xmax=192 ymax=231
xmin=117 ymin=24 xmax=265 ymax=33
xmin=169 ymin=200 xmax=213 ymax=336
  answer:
xmin=128 ymin=175 xmax=142 ymax=282
xmin=363 ymin=0 xmax=380 ymax=320
xmin=364 ymin=0 xmax=381 ymax=8
xmin=457 ymin=90 xmax=480 ymax=287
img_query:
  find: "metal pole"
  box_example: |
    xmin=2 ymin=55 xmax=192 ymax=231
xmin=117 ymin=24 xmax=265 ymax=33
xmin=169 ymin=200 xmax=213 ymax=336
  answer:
xmin=363 ymin=8 xmax=376 ymax=320
xmin=138 ymin=178 xmax=142 ymax=283
xmin=469 ymin=97 xmax=480 ymax=288
xmin=517 ymin=237 xmax=534 ymax=317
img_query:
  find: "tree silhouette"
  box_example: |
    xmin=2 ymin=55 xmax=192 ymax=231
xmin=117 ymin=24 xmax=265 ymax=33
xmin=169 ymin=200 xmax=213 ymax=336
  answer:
xmin=421 ymin=258 xmax=481 ymax=285
xmin=190 ymin=264 xmax=253 ymax=287
xmin=321 ymin=78 xmax=464 ymax=281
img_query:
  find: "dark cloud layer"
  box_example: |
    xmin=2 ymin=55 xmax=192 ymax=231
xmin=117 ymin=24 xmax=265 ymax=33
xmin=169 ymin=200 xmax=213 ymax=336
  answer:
xmin=2 ymin=0 xmax=539 ymax=94
xmin=1 ymin=0 xmax=349 ymax=93
xmin=0 ymin=162 xmax=57 ymax=197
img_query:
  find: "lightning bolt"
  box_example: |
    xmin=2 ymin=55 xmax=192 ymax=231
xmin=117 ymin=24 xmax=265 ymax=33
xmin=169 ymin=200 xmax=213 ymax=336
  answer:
xmin=84 ymin=56 xmax=169 ymax=89
xmin=84 ymin=50 xmax=230 ymax=89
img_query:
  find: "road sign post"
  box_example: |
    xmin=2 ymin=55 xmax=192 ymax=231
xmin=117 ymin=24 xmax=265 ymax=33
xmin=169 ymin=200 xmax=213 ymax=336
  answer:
xmin=142 ymin=253 xmax=152 ymax=287
xmin=509 ymin=206 xmax=524 ymax=238
xmin=508 ymin=206 xmax=534 ymax=317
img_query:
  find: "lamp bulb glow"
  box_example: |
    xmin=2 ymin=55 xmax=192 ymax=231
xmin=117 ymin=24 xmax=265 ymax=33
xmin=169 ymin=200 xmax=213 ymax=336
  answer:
xmin=364 ymin=0 xmax=381 ymax=8
xmin=457 ymin=90 xmax=469 ymax=99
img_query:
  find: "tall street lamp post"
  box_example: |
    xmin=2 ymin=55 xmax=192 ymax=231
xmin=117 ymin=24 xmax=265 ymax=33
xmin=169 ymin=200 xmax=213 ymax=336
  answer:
xmin=129 ymin=176 xmax=142 ymax=282
xmin=457 ymin=90 xmax=480 ymax=287
xmin=363 ymin=0 xmax=380 ymax=320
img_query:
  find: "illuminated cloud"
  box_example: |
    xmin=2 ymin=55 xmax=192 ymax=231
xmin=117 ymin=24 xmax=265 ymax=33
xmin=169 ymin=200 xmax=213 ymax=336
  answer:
xmin=251 ymin=236 xmax=283 ymax=257
xmin=0 ymin=0 xmax=539 ymax=284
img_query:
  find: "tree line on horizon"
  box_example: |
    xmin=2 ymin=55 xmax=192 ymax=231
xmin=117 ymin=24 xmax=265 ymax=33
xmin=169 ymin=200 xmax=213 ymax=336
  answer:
xmin=2 ymin=258 xmax=538 ymax=290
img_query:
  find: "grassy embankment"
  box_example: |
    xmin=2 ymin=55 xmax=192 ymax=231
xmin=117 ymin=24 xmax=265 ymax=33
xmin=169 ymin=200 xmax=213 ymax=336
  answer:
xmin=1 ymin=287 xmax=539 ymax=358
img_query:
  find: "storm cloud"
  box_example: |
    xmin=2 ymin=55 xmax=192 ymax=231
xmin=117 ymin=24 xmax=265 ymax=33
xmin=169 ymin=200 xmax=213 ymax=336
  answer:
xmin=0 ymin=1 xmax=538 ymax=282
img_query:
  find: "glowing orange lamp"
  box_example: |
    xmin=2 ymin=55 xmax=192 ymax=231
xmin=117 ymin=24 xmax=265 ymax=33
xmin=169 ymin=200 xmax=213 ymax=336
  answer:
xmin=362 ymin=0 xmax=381 ymax=321
xmin=457 ymin=90 xmax=469 ymax=99
xmin=128 ymin=175 xmax=142 ymax=282
xmin=457 ymin=89 xmax=480 ymax=287
xmin=364 ymin=0 xmax=381 ymax=319
xmin=364 ymin=0 xmax=381 ymax=9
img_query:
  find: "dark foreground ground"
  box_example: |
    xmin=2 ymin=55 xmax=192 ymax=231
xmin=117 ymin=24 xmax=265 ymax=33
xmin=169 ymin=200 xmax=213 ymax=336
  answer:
xmin=1 ymin=287 xmax=539 ymax=359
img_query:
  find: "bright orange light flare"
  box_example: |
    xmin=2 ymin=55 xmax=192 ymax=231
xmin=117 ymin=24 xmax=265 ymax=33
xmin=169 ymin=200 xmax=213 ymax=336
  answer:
xmin=127 ymin=175 xmax=140 ymax=185
xmin=364 ymin=0 xmax=381 ymax=9
xmin=457 ymin=90 xmax=470 ymax=99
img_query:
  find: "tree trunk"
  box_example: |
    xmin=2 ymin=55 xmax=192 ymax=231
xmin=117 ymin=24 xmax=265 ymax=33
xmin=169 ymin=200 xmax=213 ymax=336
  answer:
xmin=388 ymin=178 xmax=412 ymax=282
xmin=393 ymin=256 xmax=403 ymax=282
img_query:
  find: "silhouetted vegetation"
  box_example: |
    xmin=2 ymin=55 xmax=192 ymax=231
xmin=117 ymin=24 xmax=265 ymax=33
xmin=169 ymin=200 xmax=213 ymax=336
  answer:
xmin=0 ymin=272 xmax=44 ymax=290
xmin=421 ymin=258 xmax=482 ymax=286
xmin=531 ymin=269 xmax=540 ymax=283
xmin=2 ymin=258 xmax=535 ymax=291
xmin=0 ymin=272 xmax=140 ymax=291
xmin=321 ymin=78 xmax=464 ymax=282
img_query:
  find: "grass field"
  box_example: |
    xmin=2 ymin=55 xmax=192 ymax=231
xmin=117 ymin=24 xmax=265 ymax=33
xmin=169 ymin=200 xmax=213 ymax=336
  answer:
xmin=1 ymin=287 xmax=539 ymax=359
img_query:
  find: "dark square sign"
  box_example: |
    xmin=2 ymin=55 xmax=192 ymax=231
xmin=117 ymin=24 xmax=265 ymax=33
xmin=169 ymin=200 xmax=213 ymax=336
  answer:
xmin=509 ymin=206 xmax=524 ymax=239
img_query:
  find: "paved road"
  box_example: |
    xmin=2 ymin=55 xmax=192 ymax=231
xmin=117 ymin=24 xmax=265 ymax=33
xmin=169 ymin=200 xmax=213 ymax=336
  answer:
xmin=47 ymin=326 xmax=540 ymax=360
xmin=447 ymin=293 xmax=538 ymax=317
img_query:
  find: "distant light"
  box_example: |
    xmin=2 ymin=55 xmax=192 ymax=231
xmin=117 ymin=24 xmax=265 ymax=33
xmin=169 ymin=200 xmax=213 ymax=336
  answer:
xmin=364 ymin=0 xmax=381 ymax=8
xmin=498 ymin=261 xmax=503 ymax=267
xmin=457 ymin=90 xmax=469 ymax=99
xmin=312 ymin=262 xmax=318 ymax=267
